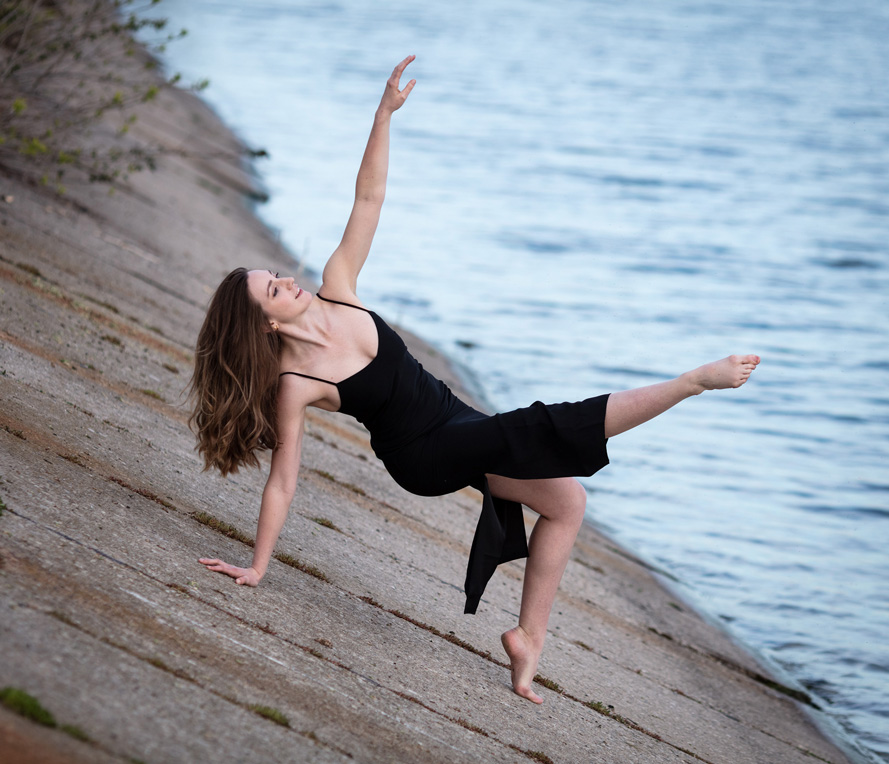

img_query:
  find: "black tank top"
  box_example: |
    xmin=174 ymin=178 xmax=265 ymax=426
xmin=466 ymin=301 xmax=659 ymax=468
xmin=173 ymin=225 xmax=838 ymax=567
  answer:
xmin=280 ymin=294 xmax=463 ymax=456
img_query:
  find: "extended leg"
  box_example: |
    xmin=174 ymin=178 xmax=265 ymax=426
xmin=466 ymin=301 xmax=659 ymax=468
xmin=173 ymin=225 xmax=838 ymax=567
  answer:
xmin=487 ymin=354 xmax=760 ymax=704
xmin=604 ymin=354 xmax=760 ymax=437
xmin=486 ymin=474 xmax=588 ymax=704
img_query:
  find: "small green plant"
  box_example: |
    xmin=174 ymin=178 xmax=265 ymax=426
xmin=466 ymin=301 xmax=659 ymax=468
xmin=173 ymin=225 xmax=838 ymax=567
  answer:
xmin=533 ymin=674 xmax=563 ymax=694
xmin=311 ymin=516 xmax=340 ymax=532
xmin=454 ymin=718 xmax=488 ymax=736
xmin=141 ymin=388 xmax=164 ymax=401
xmin=273 ymin=552 xmax=329 ymax=582
xmin=61 ymin=724 xmax=92 ymax=742
xmin=92 ymin=298 xmax=120 ymax=314
xmin=584 ymin=699 xmax=631 ymax=724
xmin=344 ymin=482 xmax=366 ymax=497
xmin=359 ymin=597 xmax=498 ymax=663
xmin=147 ymin=656 xmax=191 ymax=681
xmin=311 ymin=469 xmax=366 ymax=496
xmin=0 ymin=0 xmax=209 ymax=190
xmin=16 ymin=262 xmax=42 ymax=277
xmin=508 ymin=744 xmax=554 ymax=764
xmin=108 ymin=476 xmax=175 ymax=510
xmin=0 ymin=687 xmax=57 ymax=727
xmin=148 ymin=656 xmax=170 ymax=672
xmin=192 ymin=511 xmax=254 ymax=546
xmin=248 ymin=704 xmax=290 ymax=727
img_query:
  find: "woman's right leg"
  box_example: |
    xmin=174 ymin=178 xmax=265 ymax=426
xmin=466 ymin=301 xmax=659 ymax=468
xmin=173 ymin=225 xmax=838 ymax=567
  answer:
xmin=604 ymin=354 xmax=759 ymax=437
xmin=487 ymin=474 xmax=588 ymax=704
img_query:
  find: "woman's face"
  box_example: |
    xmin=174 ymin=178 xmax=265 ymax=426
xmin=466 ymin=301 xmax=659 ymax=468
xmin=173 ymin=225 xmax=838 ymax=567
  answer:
xmin=246 ymin=269 xmax=311 ymax=328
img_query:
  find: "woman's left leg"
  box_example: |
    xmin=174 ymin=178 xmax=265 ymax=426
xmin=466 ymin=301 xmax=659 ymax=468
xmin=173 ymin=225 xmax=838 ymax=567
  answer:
xmin=604 ymin=354 xmax=760 ymax=437
xmin=486 ymin=473 xmax=588 ymax=704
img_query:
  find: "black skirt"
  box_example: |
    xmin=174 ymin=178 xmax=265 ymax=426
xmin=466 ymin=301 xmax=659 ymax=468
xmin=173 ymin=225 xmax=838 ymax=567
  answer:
xmin=379 ymin=393 xmax=611 ymax=614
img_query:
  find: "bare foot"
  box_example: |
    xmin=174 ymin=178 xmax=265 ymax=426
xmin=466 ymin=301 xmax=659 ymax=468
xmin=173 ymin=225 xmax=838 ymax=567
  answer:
xmin=686 ymin=354 xmax=760 ymax=395
xmin=501 ymin=627 xmax=544 ymax=704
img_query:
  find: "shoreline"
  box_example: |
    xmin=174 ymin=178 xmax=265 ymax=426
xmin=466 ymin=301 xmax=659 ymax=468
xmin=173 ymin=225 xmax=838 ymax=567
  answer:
xmin=0 ymin=35 xmax=862 ymax=764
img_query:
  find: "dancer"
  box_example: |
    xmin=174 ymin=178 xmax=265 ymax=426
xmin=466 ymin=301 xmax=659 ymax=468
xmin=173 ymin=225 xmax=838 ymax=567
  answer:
xmin=191 ymin=56 xmax=759 ymax=704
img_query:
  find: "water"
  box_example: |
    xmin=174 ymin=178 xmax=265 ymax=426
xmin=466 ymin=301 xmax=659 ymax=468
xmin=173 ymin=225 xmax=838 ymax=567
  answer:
xmin=148 ymin=1 xmax=889 ymax=759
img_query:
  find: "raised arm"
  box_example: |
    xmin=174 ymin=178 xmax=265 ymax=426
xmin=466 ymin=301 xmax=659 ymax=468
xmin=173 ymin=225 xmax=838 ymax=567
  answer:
xmin=321 ymin=55 xmax=416 ymax=300
xmin=199 ymin=380 xmax=307 ymax=586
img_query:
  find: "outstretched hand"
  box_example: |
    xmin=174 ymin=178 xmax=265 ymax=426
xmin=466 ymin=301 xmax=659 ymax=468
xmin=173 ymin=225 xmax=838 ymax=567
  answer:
xmin=199 ymin=558 xmax=261 ymax=587
xmin=379 ymin=54 xmax=416 ymax=114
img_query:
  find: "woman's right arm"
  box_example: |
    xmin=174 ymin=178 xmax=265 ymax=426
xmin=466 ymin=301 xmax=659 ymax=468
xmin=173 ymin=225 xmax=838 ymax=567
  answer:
xmin=199 ymin=379 xmax=307 ymax=586
xmin=320 ymin=55 xmax=416 ymax=301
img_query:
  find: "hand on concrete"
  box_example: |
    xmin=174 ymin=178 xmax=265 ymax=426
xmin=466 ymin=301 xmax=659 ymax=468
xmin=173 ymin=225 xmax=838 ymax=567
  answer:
xmin=199 ymin=558 xmax=261 ymax=586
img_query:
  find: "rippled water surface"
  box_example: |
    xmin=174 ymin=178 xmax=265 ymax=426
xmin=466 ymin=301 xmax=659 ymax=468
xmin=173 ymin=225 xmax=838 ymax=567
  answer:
xmin=153 ymin=1 xmax=888 ymax=758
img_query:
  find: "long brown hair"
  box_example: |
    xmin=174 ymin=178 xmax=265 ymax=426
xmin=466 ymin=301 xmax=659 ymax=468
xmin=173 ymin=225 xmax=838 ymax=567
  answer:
xmin=189 ymin=268 xmax=280 ymax=475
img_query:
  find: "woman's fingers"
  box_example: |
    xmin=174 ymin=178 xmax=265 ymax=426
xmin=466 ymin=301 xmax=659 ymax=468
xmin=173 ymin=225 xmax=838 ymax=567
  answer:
xmin=382 ymin=55 xmax=416 ymax=110
xmin=199 ymin=557 xmax=234 ymax=575
xmin=199 ymin=558 xmax=260 ymax=587
xmin=392 ymin=54 xmax=415 ymax=80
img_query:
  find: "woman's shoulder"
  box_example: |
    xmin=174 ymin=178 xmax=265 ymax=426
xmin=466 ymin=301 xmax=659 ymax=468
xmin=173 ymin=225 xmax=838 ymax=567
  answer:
xmin=275 ymin=373 xmax=316 ymax=418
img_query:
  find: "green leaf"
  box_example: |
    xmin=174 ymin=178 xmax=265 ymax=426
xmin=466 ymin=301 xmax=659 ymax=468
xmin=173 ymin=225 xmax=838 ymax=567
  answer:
xmin=21 ymin=138 xmax=49 ymax=157
xmin=0 ymin=688 xmax=57 ymax=728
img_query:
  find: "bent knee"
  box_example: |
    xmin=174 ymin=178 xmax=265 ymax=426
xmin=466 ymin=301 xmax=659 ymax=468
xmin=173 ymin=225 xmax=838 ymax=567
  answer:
xmin=486 ymin=474 xmax=588 ymax=522
xmin=563 ymin=478 xmax=588 ymax=520
xmin=543 ymin=477 xmax=587 ymax=524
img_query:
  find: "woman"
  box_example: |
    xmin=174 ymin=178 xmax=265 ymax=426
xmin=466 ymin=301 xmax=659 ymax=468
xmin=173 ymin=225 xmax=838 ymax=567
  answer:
xmin=191 ymin=55 xmax=760 ymax=704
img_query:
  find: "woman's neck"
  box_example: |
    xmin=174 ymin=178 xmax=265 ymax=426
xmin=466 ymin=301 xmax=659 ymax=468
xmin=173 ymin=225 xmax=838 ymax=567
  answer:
xmin=275 ymin=298 xmax=335 ymax=358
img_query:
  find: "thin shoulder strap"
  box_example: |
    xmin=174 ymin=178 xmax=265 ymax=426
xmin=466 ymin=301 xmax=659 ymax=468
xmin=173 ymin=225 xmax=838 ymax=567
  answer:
xmin=279 ymin=371 xmax=338 ymax=387
xmin=316 ymin=292 xmax=371 ymax=313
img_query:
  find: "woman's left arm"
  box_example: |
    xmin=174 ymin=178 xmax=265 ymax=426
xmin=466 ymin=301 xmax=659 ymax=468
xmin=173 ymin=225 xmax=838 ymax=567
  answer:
xmin=321 ymin=55 xmax=416 ymax=298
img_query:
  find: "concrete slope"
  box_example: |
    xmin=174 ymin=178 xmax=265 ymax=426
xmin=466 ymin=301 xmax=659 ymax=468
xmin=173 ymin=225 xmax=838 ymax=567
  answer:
xmin=0 ymin=46 xmax=855 ymax=764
